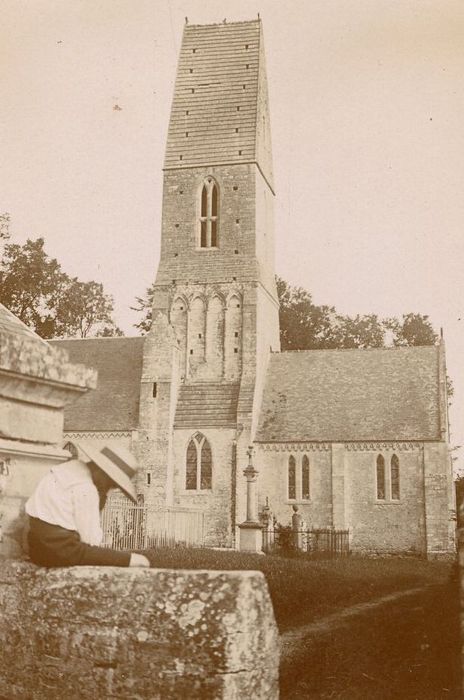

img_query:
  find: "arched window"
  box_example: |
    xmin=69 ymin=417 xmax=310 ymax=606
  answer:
xmin=199 ymin=177 xmax=219 ymax=248
xmin=376 ymin=454 xmax=386 ymax=500
xmin=391 ymin=454 xmax=400 ymax=500
xmin=288 ymin=455 xmax=296 ymax=500
xmin=186 ymin=432 xmax=212 ymax=490
xmin=302 ymin=455 xmax=310 ymax=500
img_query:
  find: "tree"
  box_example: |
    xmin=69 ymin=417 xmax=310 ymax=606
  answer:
xmin=385 ymin=313 xmax=438 ymax=347
xmin=277 ymin=277 xmax=337 ymax=350
xmin=277 ymin=277 xmax=386 ymax=350
xmin=131 ymin=282 xmax=155 ymax=334
xmin=276 ymin=278 xmax=438 ymax=351
xmin=54 ymin=279 xmax=124 ymax=338
xmin=0 ymin=236 xmax=122 ymax=338
xmin=0 ymin=213 xmax=10 ymax=241
xmin=328 ymin=313 xmax=385 ymax=349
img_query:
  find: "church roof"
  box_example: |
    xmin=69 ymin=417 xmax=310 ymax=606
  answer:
xmin=256 ymin=346 xmax=444 ymax=443
xmin=48 ymin=337 xmax=144 ymax=432
xmin=164 ymin=19 xmax=274 ymax=188
xmin=174 ymin=383 xmax=240 ymax=428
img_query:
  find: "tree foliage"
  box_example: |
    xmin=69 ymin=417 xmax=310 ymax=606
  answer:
xmin=277 ymin=277 xmax=437 ymax=350
xmin=131 ymin=282 xmax=156 ymax=334
xmin=0 ymin=235 xmax=122 ymax=338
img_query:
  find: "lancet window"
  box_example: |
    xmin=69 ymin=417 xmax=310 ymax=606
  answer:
xmin=186 ymin=432 xmax=212 ymax=490
xmin=199 ymin=177 xmax=218 ymax=248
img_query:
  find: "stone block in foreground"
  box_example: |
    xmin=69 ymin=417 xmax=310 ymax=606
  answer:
xmin=0 ymin=561 xmax=279 ymax=699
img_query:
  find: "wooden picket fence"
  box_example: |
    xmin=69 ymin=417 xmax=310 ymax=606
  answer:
xmin=101 ymin=502 xmax=205 ymax=550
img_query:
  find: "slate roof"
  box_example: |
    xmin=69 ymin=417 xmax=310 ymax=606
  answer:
xmin=174 ymin=384 xmax=240 ymax=428
xmin=48 ymin=337 xmax=144 ymax=431
xmin=256 ymin=347 xmax=443 ymax=443
xmin=165 ymin=20 xmax=274 ymax=187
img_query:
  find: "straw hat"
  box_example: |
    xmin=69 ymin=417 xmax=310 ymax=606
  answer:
xmin=71 ymin=441 xmax=138 ymax=503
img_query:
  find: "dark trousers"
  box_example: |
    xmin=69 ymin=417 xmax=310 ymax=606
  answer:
xmin=27 ymin=517 xmax=131 ymax=567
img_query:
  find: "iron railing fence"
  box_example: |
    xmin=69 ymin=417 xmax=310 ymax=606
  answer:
xmin=262 ymin=526 xmax=350 ymax=558
xmin=101 ymin=503 xmax=206 ymax=550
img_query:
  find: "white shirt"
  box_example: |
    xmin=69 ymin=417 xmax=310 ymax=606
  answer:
xmin=25 ymin=459 xmax=103 ymax=546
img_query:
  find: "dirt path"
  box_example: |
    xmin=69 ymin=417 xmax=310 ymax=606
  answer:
xmin=279 ymin=581 xmax=461 ymax=699
xmin=280 ymin=585 xmax=429 ymax=660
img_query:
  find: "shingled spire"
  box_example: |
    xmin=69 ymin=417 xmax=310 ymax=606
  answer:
xmin=164 ymin=19 xmax=274 ymax=191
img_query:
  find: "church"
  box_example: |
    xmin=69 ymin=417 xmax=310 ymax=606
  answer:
xmin=51 ymin=19 xmax=454 ymax=557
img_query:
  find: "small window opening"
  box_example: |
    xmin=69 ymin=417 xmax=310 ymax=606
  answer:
xmin=186 ymin=432 xmax=212 ymax=491
xmin=180 ymin=306 xmax=184 ymax=310
xmin=235 ymin=128 xmax=239 ymax=133
xmin=190 ymin=349 xmax=193 ymax=355
xmin=234 ymin=348 xmax=238 ymax=353
xmin=288 ymin=456 xmax=296 ymax=500
xmin=236 ymin=303 xmax=240 ymax=308
xmin=237 ymin=106 xmax=240 ymax=111
xmin=391 ymin=454 xmax=400 ymax=500
xmin=199 ymin=177 xmax=219 ymax=248
xmin=198 ymin=333 xmax=202 ymax=339
xmin=245 ymin=44 xmax=249 ymax=49
xmin=376 ymin=455 xmax=386 ymax=500
xmin=185 ymin=110 xmax=189 ymax=115
xmin=191 ymin=88 xmax=195 ymax=94
xmin=234 ymin=249 xmax=239 ymax=254
xmin=246 ymin=64 xmax=249 ymax=69
xmin=236 ymin=219 xmax=240 ymax=223
xmin=238 ymin=150 xmax=242 ymax=155
xmin=152 ymin=382 xmax=157 ymax=398
xmin=302 ymin=455 xmax=310 ymax=500
xmin=175 ymin=223 xmax=179 ymax=228
xmin=243 ymin=84 xmax=246 ymax=90
xmin=179 ymin=155 xmax=183 ymax=160
xmin=186 ymin=132 xmax=189 ymax=137
xmin=174 ymin=253 xmax=178 ymax=257
xmin=233 ymin=185 xmax=238 ymax=191
xmin=189 ymin=68 xmax=193 ymax=73
xmin=179 ymin=189 xmax=183 ymax=194
xmin=232 ymin=276 xmax=236 ymax=281
xmin=234 ymin=332 xmax=239 ymax=337
xmin=146 ymin=473 xmax=151 ymax=486
xmin=193 ymin=48 xmax=196 ymax=53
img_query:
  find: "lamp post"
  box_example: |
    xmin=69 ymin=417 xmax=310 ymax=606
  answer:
xmin=238 ymin=446 xmax=263 ymax=553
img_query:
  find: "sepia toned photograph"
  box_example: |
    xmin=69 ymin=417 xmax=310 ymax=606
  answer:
xmin=1 ymin=1 xmax=463 ymax=697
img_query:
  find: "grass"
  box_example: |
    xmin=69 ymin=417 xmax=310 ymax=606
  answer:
xmin=279 ymin=579 xmax=461 ymax=699
xmin=144 ymin=547 xmax=451 ymax=632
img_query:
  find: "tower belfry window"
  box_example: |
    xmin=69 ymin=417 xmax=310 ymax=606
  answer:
xmin=199 ymin=177 xmax=219 ymax=248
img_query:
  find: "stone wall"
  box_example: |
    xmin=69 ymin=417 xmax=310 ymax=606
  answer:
xmin=256 ymin=441 xmax=455 ymax=556
xmin=0 ymin=562 xmax=279 ymax=699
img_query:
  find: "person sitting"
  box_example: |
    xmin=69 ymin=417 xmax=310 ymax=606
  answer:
xmin=25 ymin=442 xmax=149 ymax=568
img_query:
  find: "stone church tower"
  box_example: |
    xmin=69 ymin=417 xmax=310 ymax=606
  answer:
xmin=138 ymin=19 xmax=279 ymax=544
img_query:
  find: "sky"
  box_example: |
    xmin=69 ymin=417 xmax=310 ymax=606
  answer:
xmin=2 ymin=0 xmax=464 ymax=463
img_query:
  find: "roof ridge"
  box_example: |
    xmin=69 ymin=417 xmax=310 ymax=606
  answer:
xmin=186 ymin=20 xmax=261 ymax=29
xmin=274 ymin=345 xmax=438 ymax=355
xmin=49 ymin=336 xmax=142 ymax=342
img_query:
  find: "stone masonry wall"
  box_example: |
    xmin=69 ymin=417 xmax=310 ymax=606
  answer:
xmin=345 ymin=445 xmax=426 ymax=554
xmin=155 ymin=165 xmax=260 ymax=287
xmin=257 ymin=446 xmax=333 ymax=529
xmin=0 ymin=562 xmax=279 ymax=700
xmin=255 ymin=442 xmax=454 ymax=556
xmin=172 ymin=427 xmax=237 ymax=546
